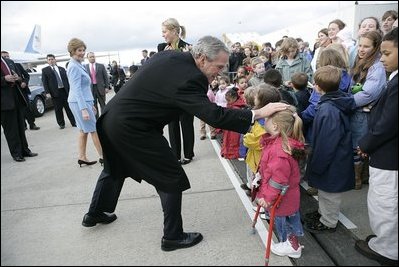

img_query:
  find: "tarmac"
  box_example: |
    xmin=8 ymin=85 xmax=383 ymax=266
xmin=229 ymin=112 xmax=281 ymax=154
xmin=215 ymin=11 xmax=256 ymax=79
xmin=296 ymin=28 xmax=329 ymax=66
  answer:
xmin=1 ymin=91 xmax=379 ymax=266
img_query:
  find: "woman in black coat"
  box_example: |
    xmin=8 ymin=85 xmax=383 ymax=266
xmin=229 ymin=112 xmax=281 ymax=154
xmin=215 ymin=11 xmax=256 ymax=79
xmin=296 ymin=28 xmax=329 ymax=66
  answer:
xmin=82 ymin=36 xmax=289 ymax=251
xmin=157 ymin=18 xmax=194 ymax=165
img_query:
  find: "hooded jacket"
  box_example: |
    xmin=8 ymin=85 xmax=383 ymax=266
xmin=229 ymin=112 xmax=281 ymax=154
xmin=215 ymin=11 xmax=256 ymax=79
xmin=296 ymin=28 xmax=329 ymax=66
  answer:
xmin=306 ymin=90 xmax=356 ymax=192
xmin=221 ymin=97 xmax=247 ymax=159
xmin=257 ymin=134 xmax=305 ymax=216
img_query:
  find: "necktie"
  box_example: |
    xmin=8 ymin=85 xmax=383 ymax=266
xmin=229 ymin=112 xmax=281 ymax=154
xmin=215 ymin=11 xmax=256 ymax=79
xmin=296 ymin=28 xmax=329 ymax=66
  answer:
xmin=1 ymin=60 xmax=11 ymax=75
xmin=53 ymin=66 xmax=64 ymax=88
xmin=90 ymin=64 xmax=97 ymax=84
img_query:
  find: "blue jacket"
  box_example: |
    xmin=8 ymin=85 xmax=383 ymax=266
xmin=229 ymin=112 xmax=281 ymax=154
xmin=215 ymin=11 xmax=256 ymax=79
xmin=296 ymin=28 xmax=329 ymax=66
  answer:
xmin=352 ymin=58 xmax=386 ymax=108
xmin=306 ymin=90 xmax=356 ymax=192
xmin=301 ymin=70 xmax=351 ymax=144
xmin=67 ymin=58 xmax=94 ymax=110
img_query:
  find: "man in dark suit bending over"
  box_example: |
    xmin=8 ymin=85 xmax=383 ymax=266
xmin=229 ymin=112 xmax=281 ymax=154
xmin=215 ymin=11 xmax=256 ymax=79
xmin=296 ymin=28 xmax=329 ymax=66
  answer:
xmin=82 ymin=36 xmax=288 ymax=251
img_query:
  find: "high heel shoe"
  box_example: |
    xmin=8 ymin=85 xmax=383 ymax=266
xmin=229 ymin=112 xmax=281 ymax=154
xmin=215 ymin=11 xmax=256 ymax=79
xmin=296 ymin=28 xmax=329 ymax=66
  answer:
xmin=78 ymin=159 xmax=97 ymax=167
xmin=99 ymin=158 xmax=104 ymax=166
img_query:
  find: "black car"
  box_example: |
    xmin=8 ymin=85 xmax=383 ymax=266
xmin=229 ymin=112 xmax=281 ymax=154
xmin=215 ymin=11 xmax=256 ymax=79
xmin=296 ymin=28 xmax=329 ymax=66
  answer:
xmin=28 ymin=72 xmax=53 ymax=117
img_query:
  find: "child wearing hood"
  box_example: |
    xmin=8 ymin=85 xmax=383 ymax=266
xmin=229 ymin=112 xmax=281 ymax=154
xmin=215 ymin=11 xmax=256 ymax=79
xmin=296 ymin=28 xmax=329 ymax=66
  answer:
xmin=303 ymin=65 xmax=356 ymax=234
xmin=256 ymin=105 xmax=306 ymax=258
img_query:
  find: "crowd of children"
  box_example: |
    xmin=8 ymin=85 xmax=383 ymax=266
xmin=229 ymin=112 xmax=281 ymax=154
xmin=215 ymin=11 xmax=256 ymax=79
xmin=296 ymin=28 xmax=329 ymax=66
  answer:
xmin=198 ymin=14 xmax=397 ymax=264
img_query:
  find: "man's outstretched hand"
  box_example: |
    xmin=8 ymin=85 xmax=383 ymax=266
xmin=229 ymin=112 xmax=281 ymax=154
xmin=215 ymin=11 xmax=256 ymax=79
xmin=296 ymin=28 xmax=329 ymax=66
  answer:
xmin=253 ymin=102 xmax=290 ymax=120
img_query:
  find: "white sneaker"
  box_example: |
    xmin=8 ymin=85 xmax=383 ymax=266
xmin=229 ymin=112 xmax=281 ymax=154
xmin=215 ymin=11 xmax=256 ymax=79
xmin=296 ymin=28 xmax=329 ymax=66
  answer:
xmin=271 ymin=240 xmax=303 ymax=258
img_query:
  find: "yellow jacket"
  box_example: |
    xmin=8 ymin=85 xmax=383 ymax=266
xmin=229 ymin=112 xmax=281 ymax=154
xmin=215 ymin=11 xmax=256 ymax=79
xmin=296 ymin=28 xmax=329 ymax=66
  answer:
xmin=243 ymin=119 xmax=266 ymax=173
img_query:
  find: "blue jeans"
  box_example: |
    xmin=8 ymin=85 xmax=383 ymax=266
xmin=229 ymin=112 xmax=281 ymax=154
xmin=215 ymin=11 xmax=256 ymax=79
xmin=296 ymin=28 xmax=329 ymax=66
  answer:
xmin=350 ymin=110 xmax=368 ymax=149
xmin=274 ymin=210 xmax=304 ymax=242
xmin=350 ymin=110 xmax=368 ymax=163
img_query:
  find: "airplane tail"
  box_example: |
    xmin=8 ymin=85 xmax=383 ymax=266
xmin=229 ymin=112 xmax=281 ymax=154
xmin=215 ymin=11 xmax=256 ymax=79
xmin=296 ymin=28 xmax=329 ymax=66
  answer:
xmin=24 ymin=25 xmax=41 ymax=54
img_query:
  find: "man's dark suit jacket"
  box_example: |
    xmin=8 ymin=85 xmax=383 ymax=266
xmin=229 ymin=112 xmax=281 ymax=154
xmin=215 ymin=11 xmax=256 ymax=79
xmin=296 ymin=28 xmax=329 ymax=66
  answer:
xmin=1 ymin=58 xmax=28 ymax=110
xmin=97 ymin=51 xmax=252 ymax=193
xmin=85 ymin=63 xmax=110 ymax=95
xmin=359 ymin=73 xmax=398 ymax=170
xmin=41 ymin=65 xmax=70 ymax=98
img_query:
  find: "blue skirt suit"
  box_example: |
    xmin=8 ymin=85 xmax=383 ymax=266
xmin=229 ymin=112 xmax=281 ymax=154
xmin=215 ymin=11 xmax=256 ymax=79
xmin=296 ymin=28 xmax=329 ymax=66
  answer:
xmin=67 ymin=58 xmax=96 ymax=133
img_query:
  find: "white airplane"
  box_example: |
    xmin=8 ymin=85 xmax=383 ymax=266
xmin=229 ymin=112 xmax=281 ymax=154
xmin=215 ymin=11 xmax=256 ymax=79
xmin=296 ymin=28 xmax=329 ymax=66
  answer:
xmin=6 ymin=24 xmax=118 ymax=68
xmin=5 ymin=25 xmax=68 ymax=65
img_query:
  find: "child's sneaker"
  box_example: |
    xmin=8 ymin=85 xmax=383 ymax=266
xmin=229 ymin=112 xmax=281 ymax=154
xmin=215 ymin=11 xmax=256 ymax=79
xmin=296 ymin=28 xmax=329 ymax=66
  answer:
xmin=271 ymin=240 xmax=303 ymax=258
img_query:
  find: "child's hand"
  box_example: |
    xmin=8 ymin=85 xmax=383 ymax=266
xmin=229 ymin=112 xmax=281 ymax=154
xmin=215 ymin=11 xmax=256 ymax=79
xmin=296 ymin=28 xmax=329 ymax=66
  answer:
xmin=357 ymin=146 xmax=368 ymax=158
xmin=257 ymin=198 xmax=271 ymax=209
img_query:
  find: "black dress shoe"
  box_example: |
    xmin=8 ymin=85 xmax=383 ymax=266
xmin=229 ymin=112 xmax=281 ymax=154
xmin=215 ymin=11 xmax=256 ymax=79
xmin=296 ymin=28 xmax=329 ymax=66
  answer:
xmin=30 ymin=125 xmax=40 ymax=130
xmin=180 ymin=158 xmax=192 ymax=165
xmin=59 ymin=125 xmax=65 ymax=129
xmin=82 ymin=212 xmax=117 ymax=227
xmin=13 ymin=156 xmax=26 ymax=162
xmin=355 ymin=240 xmax=398 ymax=265
xmin=161 ymin=232 xmax=203 ymax=251
xmin=24 ymin=152 xmax=38 ymax=157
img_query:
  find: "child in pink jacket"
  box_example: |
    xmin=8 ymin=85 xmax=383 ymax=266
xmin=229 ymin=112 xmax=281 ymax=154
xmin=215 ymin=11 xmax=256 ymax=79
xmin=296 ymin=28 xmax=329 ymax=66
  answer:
xmin=256 ymin=106 xmax=306 ymax=258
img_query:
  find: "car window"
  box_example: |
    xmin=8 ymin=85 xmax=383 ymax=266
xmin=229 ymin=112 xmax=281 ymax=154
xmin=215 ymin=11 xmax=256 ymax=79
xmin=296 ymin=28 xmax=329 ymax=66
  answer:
xmin=29 ymin=74 xmax=43 ymax=86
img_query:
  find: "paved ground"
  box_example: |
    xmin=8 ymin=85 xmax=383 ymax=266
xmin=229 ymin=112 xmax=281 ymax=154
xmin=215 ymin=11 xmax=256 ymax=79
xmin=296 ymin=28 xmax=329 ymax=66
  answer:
xmin=1 ymin=91 xmax=375 ymax=265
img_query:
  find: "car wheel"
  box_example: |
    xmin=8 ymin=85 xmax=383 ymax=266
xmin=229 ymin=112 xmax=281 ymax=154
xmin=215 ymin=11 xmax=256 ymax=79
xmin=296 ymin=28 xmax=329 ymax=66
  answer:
xmin=32 ymin=96 xmax=45 ymax=117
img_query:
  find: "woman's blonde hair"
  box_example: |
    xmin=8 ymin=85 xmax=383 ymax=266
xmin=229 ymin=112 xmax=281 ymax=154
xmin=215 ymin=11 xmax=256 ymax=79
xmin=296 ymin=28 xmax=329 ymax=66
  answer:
xmin=162 ymin=18 xmax=186 ymax=39
xmin=325 ymin=43 xmax=349 ymax=70
xmin=67 ymin=38 xmax=86 ymax=57
xmin=268 ymin=105 xmax=304 ymax=155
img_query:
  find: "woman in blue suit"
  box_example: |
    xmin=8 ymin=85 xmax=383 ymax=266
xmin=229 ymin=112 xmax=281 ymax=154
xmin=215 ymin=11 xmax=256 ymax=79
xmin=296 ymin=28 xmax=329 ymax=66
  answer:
xmin=67 ymin=38 xmax=103 ymax=167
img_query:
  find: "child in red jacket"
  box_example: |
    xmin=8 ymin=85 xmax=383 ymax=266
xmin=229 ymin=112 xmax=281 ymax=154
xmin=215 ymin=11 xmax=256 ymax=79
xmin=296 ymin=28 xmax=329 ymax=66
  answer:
xmin=256 ymin=106 xmax=306 ymax=258
xmin=220 ymin=87 xmax=246 ymax=159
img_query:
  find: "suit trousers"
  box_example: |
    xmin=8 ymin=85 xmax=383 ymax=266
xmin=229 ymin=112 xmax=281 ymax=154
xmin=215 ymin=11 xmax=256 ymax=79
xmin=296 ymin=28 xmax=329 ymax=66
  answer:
xmin=92 ymin=84 xmax=106 ymax=119
xmin=88 ymin=169 xmax=126 ymax=215
xmin=52 ymin=89 xmax=76 ymax=127
xmin=24 ymin=103 xmax=36 ymax=127
xmin=88 ymin=170 xmax=183 ymax=240
xmin=168 ymin=111 xmax=195 ymax=160
xmin=1 ymin=106 xmax=30 ymax=158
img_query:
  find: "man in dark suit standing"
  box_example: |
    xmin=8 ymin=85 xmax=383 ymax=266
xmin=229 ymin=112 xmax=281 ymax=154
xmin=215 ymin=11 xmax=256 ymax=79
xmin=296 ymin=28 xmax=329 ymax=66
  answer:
xmin=41 ymin=54 xmax=76 ymax=129
xmin=85 ymin=52 xmax=110 ymax=119
xmin=81 ymin=36 xmax=288 ymax=251
xmin=1 ymin=56 xmax=38 ymax=162
xmin=1 ymin=51 xmax=40 ymax=130
xmin=228 ymin=42 xmax=245 ymax=74
xmin=140 ymin=49 xmax=149 ymax=65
